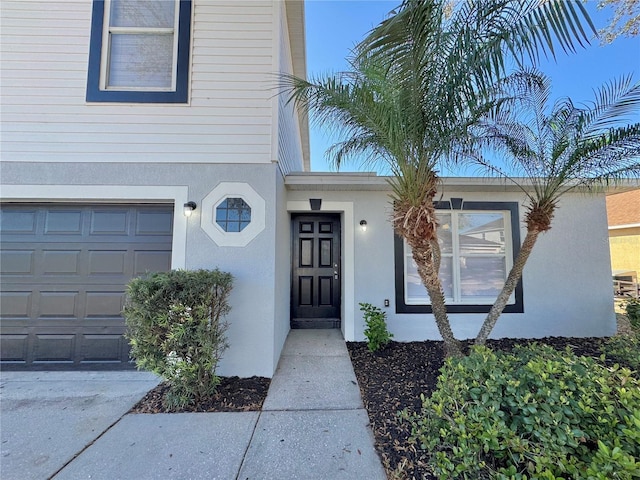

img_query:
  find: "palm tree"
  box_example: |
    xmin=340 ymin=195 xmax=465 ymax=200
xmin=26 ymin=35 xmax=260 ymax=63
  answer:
xmin=283 ymin=0 xmax=595 ymax=357
xmin=469 ymin=70 xmax=640 ymax=344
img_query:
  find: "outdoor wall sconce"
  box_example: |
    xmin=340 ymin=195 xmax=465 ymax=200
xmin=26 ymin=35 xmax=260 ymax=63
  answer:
xmin=183 ymin=201 xmax=197 ymax=217
xmin=360 ymin=219 xmax=368 ymax=232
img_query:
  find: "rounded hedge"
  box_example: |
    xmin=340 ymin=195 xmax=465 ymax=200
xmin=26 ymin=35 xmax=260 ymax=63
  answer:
xmin=404 ymin=344 xmax=640 ymax=479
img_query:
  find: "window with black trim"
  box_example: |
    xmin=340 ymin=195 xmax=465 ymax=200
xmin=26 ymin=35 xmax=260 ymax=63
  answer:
xmin=394 ymin=201 xmax=524 ymax=314
xmin=87 ymin=0 xmax=192 ymax=103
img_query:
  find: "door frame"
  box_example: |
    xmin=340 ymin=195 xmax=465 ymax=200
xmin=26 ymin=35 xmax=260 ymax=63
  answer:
xmin=290 ymin=213 xmax=342 ymax=328
xmin=287 ymin=201 xmax=355 ymax=340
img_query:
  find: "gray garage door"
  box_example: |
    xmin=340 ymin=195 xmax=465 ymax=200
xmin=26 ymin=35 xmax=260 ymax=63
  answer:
xmin=0 ymin=204 xmax=173 ymax=369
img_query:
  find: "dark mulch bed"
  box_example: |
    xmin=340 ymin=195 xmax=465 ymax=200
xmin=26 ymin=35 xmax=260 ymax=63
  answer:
xmin=347 ymin=337 xmax=609 ymax=480
xmin=130 ymin=376 xmax=270 ymax=413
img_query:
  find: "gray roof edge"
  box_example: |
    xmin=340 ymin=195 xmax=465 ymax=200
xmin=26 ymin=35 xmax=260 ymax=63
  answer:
xmin=285 ymin=172 xmax=639 ymax=193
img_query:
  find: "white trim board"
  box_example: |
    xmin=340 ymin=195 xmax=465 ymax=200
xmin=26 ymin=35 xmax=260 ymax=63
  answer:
xmin=287 ymin=200 xmax=355 ymax=341
xmin=0 ymin=184 xmax=189 ymax=269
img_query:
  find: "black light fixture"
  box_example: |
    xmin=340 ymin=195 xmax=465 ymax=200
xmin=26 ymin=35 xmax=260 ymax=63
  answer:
xmin=359 ymin=219 xmax=368 ymax=232
xmin=183 ymin=201 xmax=197 ymax=217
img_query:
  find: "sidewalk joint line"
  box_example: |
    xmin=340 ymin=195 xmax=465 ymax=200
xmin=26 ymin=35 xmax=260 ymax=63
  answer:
xmin=47 ymin=412 xmax=128 ymax=480
xmin=261 ymin=406 xmax=365 ymax=413
xmin=235 ymin=411 xmax=261 ymax=480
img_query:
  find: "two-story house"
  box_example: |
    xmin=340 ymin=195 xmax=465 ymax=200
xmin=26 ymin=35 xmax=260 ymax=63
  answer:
xmin=1 ymin=0 xmax=619 ymax=376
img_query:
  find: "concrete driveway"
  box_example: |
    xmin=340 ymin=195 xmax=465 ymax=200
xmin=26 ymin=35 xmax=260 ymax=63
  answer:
xmin=0 ymin=371 xmax=160 ymax=480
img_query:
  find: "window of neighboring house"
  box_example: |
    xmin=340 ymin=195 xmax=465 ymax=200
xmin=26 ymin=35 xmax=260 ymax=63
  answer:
xmin=394 ymin=201 xmax=524 ymax=314
xmin=86 ymin=0 xmax=192 ymax=103
xmin=215 ymin=198 xmax=252 ymax=233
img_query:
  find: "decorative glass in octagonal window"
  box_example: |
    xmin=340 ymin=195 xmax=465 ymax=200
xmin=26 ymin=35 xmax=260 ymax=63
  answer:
xmin=215 ymin=198 xmax=251 ymax=232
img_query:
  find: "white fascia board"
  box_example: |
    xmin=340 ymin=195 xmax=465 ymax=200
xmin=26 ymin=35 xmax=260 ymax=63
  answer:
xmin=609 ymin=223 xmax=640 ymax=230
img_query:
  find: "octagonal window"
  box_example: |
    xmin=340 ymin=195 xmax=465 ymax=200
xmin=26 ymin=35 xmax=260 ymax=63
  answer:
xmin=215 ymin=198 xmax=251 ymax=232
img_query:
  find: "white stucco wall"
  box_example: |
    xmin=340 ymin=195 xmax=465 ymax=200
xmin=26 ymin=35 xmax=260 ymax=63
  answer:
xmin=286 ymin=184 xmax=616 ymax=341
xmin=0 ymin=161 xmax=284 ymax=377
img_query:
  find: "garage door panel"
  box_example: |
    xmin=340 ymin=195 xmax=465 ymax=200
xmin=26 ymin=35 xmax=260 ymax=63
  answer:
xmin=0 ymin=335 xmax=28 ymax=363
xmin=0 ymin=250 xmax=35 ymax=275
xmin=134 ymin=250 xmax=172 ymax=275
xmin=81 ymin=335 xmax=127 ymax=363
xmin=0 ymin=203 xmax=173 ymax=369
xmin=136 ymin=210 xmax=173 ymax=235
xmin=33 ymin=334 xmax=76 ymax=363
xmin=0 ymin=208 xmax=37 ymax=233
xmin=88 ymin=250 xmax=127 ymax=275
xmin=85 ymin=291 xmax=125 ymax=318
xmin=44 ymin=210 xmax=83 ymax=235
xmin=90 ymin=210 xmax=130 ymax=235
xmin=42 ymin=250 xmax=81 ymax=275
xmin=38 ymin=291 xmax=79 ymax=318
xmin=0 ymin=291 xmax=33 ymax=318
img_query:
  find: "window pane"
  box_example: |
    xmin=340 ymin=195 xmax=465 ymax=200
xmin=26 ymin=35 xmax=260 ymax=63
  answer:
xmin=405 ymin=254 xmax=453 ymax=302
xmin=458 ymin=213 xmax=505 ymax=255
xmin=110 ymin=0 xmax=175 ymax=28
xmin=437 ymin=213 xmax=452 ymax=254
xmin=439 ymin=256 xmax=453 ymax=299
xmin=460 ymin=256 xmax=506 ymax=298
xmin=108 ymin=34 xmax=173 ymax=88
xmin=227 ymin=208 xmax=240 ymax=222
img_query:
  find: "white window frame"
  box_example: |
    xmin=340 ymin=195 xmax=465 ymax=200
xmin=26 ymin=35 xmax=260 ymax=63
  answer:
xmin=200 ymin=183 xmax=266 ymax=247
xmin=99 ymin=0 xmax=180 ymax=92
xmin=403 ymin=209 xmax=515 ymax=306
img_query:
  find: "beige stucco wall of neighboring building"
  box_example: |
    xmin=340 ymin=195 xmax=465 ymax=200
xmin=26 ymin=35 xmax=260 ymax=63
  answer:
xmin=609 ymin=227 xmax=640 ymax=274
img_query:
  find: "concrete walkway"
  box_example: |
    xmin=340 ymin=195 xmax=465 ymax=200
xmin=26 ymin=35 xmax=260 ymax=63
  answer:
xmin=1 ymin=329 xmax=386 ymax=480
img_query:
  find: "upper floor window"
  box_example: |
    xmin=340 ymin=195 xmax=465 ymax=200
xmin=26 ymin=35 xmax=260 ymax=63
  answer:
xmin=87 ymin=0 xmax=192 ymax=103
xmin=394 ymin=201 xmax=524 ymax=314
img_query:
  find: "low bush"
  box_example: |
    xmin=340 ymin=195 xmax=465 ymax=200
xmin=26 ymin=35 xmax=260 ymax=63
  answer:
xmin=403 ymin=344 xmax=640 ymax=479
xmin=124 ymin=269 xmax=233 ymax=408
xmin=360 ymin=302 xmax=393 ymax=352
xmin=603 ymin=332 xmax=640 ymax=372
xmin=624 ymin=298 xmax=640 ymax=330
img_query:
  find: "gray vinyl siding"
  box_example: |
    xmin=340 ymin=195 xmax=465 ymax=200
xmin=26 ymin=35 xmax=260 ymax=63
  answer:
xmin=276 ymin=0 xmax=306 ymax=175
xmin=1 ymin=1 xmax=277 ymax=164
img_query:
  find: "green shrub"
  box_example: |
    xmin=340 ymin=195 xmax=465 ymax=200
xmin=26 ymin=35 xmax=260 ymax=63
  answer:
xmin=360 ymin=302 xmax=393 ymax=352
xmin=124 ymin=269 xmax=233 ymax=408
xmin=624 ymin=298 xmax=640 ymax=330
xmin=403 ymin=344 xmax=640 ymax=479
xmin=603 ymin=333 xmax=640 ymax=371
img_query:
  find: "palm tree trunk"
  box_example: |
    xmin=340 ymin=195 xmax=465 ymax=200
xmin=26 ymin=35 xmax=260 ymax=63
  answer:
xmin=475 ymin=228 xmax=540 ymax=345
xmin=413 ymin=240 xmax=463 ymax=357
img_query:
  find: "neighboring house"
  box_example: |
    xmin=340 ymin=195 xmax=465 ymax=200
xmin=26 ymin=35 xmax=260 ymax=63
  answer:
xmin=606 ymin=189 xmax=640 ymax=296
xmin=0 ymin=0 xmax=618 ymax=377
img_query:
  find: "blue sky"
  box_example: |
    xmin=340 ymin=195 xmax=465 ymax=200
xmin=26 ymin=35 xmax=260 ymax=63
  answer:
xmin=304 ymin=1 xmax=640 ymax=173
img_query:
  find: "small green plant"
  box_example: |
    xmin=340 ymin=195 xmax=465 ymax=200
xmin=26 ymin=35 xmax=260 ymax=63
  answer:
xmin=624 ymin=297 xmax=640 ymax=330
xmin=124 ymin=269 xmax=233 ymax=409
xmin=360 ymin=302 xmax=393 ymax=352
xmin=402 ymin=344 xmax=640 ymax=479
xmin=603 ymin=333 xmax=640 ymax=371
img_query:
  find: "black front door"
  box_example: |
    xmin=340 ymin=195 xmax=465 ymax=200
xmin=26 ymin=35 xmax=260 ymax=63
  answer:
xmin=291 ymin=214 xmax=341 ymax=328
